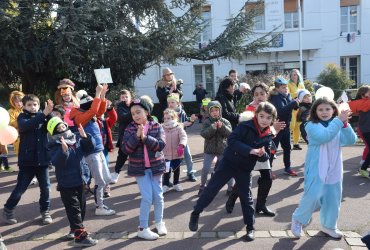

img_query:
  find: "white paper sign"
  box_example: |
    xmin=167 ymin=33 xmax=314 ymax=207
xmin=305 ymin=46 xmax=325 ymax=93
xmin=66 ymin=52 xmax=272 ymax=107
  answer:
xmin=340 ymin=91 xmax=349 ymax=103
xmin=94 ymin=68 xmax=113 ymax=84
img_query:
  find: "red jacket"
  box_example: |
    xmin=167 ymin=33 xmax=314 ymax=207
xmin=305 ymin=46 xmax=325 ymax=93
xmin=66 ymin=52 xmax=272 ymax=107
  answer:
xmin=97 ymin=108 xmax=117 ymax=152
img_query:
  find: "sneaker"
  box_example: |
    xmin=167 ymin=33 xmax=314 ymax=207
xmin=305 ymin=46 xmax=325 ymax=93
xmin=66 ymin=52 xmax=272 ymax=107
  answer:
xmin=162 ymin=185 xmax=170 ymax=194
xmin=321 ymin=227 xmax=343 ymax=239
xmin=74 ymin=236 xmax=98 ymax=247
xmin=3 ymin=208 xmax=17 ymax=224
xmin=65 ymin=230 xmax=75 ymax=240
xmin=30 ymin=177 xmax=37 ymax=185
xmin=291 ymin=217 xmax=303 ymax=238
xmin=137 ymin=227 xmax=159 ymax=240
xmin=173 ymin=184 xmax=183 ymax=192
xmin=187 ymin=172 xmax=197 ymax=182
xmin=285 ymin=169 xmax=298 ymax=176
xmin=189 ymin=211 xmax=200 ymax=232
xmin=95 ymin=205 xmax=116 ymax=216
xmin=155 ymin=222 xmax=167 ymax=236
xmin=359 ymin=169 xmax=370 ymax=179
xmin=293 ymin=144 xmax=302 ymax=150
xmin=4 ymin=167 xmax=14 ymax=172
xmin=110 ymin=172 xmax=120 ymax=184
xmin=41 ymin=210 xmax=53 ymax=225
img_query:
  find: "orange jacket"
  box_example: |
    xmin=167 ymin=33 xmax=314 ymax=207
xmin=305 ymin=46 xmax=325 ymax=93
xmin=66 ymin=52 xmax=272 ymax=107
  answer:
xmin=348 ymin=98 xmax=370 ymax=115
xmin=69 ymin=98 xmax=107 ymax=127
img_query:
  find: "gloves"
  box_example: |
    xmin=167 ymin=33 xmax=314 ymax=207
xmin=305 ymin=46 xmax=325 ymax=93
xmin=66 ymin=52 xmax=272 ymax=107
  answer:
xmin=177 ymin=145 xmax=185 ymax=157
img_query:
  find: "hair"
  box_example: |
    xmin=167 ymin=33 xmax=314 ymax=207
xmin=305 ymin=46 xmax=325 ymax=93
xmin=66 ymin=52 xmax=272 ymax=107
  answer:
xmin=218 ymin=78 xmax=234 ymax=93
xmin=309 ymin=97 xmax=339 ymax=123
xmin=163 ymin=108 xmax=179 ymax=122
xmin=22 ymin=94 xmax=40 ymax=106
xmin=228 ymin=69 xmax=236 ymax=76
xmin=255 ymin=102 xmax=277 ymax=125
xmin=290 ymin=69 xmax=303 ymax=83
xmin=52 ymin=105 xmax=66 ymax=117
xmin=120 ymin=89 xmax=132 ymax=96
xmin=251 ymin=82 xmax=269 ymax=95
xmin=355 ymin=85 xmax=370 ymax=100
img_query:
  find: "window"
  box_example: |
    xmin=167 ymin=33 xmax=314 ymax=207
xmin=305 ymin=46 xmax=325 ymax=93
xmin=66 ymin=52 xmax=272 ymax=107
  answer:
xmin=284 ymin=0 xmax=303 ymax=29
xmin=245 ymin=2 xmax=265 ymax=30
xmin=246 ymin=64 xmax=267 ymax=76
xmin=340 ymin=5 xmax=359 ymax=33
xmin=194 ymin=65 xmax=214 ymax=97
xmin=197 ymin=6 xmax=212 ymax=48
xmin=340 ymin=56 xmax=360 ymax=86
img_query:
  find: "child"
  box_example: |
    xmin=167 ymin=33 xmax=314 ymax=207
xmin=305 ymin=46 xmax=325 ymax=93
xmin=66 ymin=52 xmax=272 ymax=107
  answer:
xmin=269 ymin=77 xmax=300 ymax=176
xmin=8 ymin=90 xmax=25 ymax=155
xmin=47 ymin=117 xmax=97 ymax=247
xmin=111 ymin=89 xmax=133 ymax=184
xmin=162 ymin=108 xmax=187 ymax=193
xmin=122 ymin=96 xmax=167 ymax=240
xmin=3 ymin=95 xmax=54 ymax=225
xmin=193 ymin=83 xmax=208 ymax=123
xmin=200 ymin=98 xmax=211 ymax=122
xmin=189 ymin=102 xmax=277 ymax=242
xmin=54 ymin=79 xmax=80 ymax=133
xmin=167 ymin=93 xmax=197 ymax=182
xmin=199 ymin=101 xmax=232 ymax=197
xmin=70 ymin=84 xmax=115 ymax=216
xmin=51 ymin=105 xmax=66 ymax=119
xmin=347 ymin=85 xmax=370 ymax=178
xmin=291 ymin=97 xmax=356 ymax=239
xmin=296 ymin=89 xmax=312 ymax=144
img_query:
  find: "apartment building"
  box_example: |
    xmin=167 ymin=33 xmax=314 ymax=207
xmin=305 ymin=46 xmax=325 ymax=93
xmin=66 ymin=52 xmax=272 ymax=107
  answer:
xmin=134 ymin=0 xmax=369 ymax=102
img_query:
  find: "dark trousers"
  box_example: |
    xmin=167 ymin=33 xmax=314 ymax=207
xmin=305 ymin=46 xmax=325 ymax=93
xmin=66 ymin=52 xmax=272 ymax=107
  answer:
xmin=300 ymin=122 xmax=308 ymax=144
xmin=271 ymin=128 xmax=291 ymax=170
xmin=361 ymin=132 xmax=370 ymax=170
xmin=194 ymin=159 xmax=254 ymax=228
xmin=163 ymin=159 xmax=182 ymax=185
xmin=4 ymin=165 xmax=50 ymax=212
xmin=114 ymin=145 xmax=128 ymax=174
xmin=59 ymin=185 xmax=86 ymax=231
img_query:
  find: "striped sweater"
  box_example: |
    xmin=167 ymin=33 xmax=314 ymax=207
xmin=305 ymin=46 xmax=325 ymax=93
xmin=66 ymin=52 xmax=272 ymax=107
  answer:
xmin=122 ymin=121 xmax=166 ymax=176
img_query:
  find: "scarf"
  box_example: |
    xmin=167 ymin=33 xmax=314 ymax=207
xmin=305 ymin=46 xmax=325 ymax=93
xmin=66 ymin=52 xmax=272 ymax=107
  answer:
xmin=162 ymin=120 xmax=179 ymax=129
xmin=49 ymin=129 xmax=76 ymax=145
xmin=319 ymin=117 xmax=334 ymax=128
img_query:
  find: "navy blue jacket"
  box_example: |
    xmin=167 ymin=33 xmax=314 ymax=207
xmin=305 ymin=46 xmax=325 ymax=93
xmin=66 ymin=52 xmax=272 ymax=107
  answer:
xmin=223 ymin=120 xmax=273 ymax=171
xmin=48 ymin=134 xmax=94 ymax=188
xmin=116 ymin=101 xmax=133 ymax=146
xmin=269 ymin=90 xmax=299 ymax=127
xmin=17 ymin=110 xmax=51 ymax=167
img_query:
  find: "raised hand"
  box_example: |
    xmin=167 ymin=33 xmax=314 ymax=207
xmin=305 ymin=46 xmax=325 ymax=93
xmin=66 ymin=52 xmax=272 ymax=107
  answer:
xmin=95 ymin=84 xmax=103 ymax=98
xmin=101 ymin=83 xmax=109 ymax=99
xmin=273 ymin=120 xmax=286 ymax=134
xmin=137 ymin=124 xmax=144 ymax=140
xmin=78 ymin=124 xmax=87 ymax=138
xmin=43 ymin=99 xmax=54 ymax=116
xmin=338 ymin=109 xmax=352 ymax=123
xmin=60 ymin=136 xmax=68 ymax=153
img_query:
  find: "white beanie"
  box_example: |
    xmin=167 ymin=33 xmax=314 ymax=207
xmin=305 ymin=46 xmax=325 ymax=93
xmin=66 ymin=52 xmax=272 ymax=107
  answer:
xmin=297 ymin=89 xmax=311 ymax=102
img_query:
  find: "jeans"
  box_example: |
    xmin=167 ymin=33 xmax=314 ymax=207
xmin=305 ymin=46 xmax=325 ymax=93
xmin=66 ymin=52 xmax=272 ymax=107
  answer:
xmin=271 ymin=127 xmax=292 ymax=170
xmin=59 ymin=185 xmax=86 ymax=231
xmin=114 ymin=145 xmax=129 ymax=174
xmin=135 ymin=169 xmax=164 ymax=228
xmin=163 ymin=159 xmax=182 ymax=185
xmin=184 ymin=145 xmax=193 ymax=173
xmin=4 ymin=165 xmax=50 ymax=212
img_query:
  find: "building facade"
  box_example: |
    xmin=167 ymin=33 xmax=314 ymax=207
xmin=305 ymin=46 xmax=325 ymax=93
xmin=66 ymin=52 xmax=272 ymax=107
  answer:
xmin=134 ymin=0 xmax=369 ymax=102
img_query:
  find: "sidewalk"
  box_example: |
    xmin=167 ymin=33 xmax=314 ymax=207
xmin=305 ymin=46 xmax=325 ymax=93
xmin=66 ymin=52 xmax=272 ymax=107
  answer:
xmin=0 ymin=122 xmax=369 ymax=250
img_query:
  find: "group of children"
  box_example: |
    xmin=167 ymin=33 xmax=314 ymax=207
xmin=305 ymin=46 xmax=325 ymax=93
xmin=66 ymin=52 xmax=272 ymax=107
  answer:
xmin=1 ymin=73 xmax=370 ymax=246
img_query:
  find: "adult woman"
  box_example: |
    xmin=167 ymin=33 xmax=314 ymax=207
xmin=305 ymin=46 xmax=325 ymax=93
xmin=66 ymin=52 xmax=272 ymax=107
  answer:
xmin=288 ymin=69 xmax=305 ymax=150
xmin=155 ymin=67 xmax=183 ymax=122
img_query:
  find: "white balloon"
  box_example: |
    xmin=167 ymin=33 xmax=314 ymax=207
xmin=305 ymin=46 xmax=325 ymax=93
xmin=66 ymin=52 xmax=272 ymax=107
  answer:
xmin=315 ymin=87 xmax=335 ymax=101
xmin=0 ymin=107 xmax=10 ymax=130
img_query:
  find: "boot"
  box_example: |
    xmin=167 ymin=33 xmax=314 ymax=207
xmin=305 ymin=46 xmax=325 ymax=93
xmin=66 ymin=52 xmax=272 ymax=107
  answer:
xmin=3 ymin=207 xmax=17 ymax=225
xmin=255 ymin=178 xmax=275 ymax=217
xmin=225 ymin=186 xmax=239 ymax=214
xmin=189 ymin=211 xmax=200 ymax=232
xmin=245 ymin=226 xmax=255 ymax=242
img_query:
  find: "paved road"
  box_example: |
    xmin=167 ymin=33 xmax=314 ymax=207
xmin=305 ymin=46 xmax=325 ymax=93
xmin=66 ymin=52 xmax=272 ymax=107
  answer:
xmin=0 ymin=123 xmax=369 ymax=250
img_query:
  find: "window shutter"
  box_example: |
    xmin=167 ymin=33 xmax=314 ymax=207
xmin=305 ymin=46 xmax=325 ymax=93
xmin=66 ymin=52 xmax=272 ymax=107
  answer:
xmin=245 ymin=2 xmax=265 ymax=12
xmin=340 ymin=0 xmax=359 ymax=6
xmin=284 ymin=0 xmax=303 ymax=12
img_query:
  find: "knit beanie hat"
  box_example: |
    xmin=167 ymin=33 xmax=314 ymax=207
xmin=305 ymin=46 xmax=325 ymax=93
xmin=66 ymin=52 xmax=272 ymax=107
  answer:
xmin=162 ymin=67 xmax=173 ymax=76
xmin=167 ymin=93 xmax=180 ymax=103
xmin=202 ymin=98 xmax=211 ymax=106
xmin=297 ymin=89 xmax=311 ymax=102
xmin=76 ymin=90 xmax=94 ymax=110
xmin=47 ymin=117 xmax=68 ymax=135
xmin=58 ymin=79 xmax=75 ymax=90
xmin=130 ymin=95 xmax=154 ymax=115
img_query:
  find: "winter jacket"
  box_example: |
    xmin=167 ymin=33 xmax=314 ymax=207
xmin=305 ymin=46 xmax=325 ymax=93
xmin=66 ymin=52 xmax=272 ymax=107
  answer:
xmin=348 ymin=98 xmax=370 ymax=133
xmin=297 ymin=102 xmax=312 ymax=123
xmin=116 ymin=101 xmax=133 ymax=146
xmin=288 ymin=80 xmax=305 ymax=99
xmin=193 ymin=88 xmax=208 ymax=103
xmin=156 ymin=80 xmax=183 ymax=116
xmin=201 ymin=101 xmax=232 ymax=155
xmin=215 ymin=90 xmax=239 ymax=129
xmin=163 ymin=124 xmax=187 ymax=160
xmin=48 ymin=132 xmax=94 ymax=188
xmin=97 ymin=107 xmax=117 ymax=152
xmin=223 ymin=119 xmax=273 ymax=171
xmin=122 ymin=121 xmax=166 ymax=176
xmin=17 ymin=110 xmax=51 ymax=167
xmin=269 ymin=89 xmax=299 ymax=127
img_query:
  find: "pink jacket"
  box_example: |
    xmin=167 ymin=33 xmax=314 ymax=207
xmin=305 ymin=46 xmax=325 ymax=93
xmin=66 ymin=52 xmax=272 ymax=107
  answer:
xmin=163 ymin=124 xmax=187 ymax=160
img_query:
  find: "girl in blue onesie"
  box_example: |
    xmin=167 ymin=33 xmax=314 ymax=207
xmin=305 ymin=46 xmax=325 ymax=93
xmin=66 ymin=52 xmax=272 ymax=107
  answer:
xmin=291 ymin=97 xmax=356 ymax=239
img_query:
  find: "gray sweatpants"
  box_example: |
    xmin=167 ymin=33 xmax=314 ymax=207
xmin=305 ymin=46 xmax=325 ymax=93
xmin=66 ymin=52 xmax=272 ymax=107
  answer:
xmin=201 ymin=154 xmax=234 ymax=189
xmin=84 ymin=151 xmax=112 ymax=207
